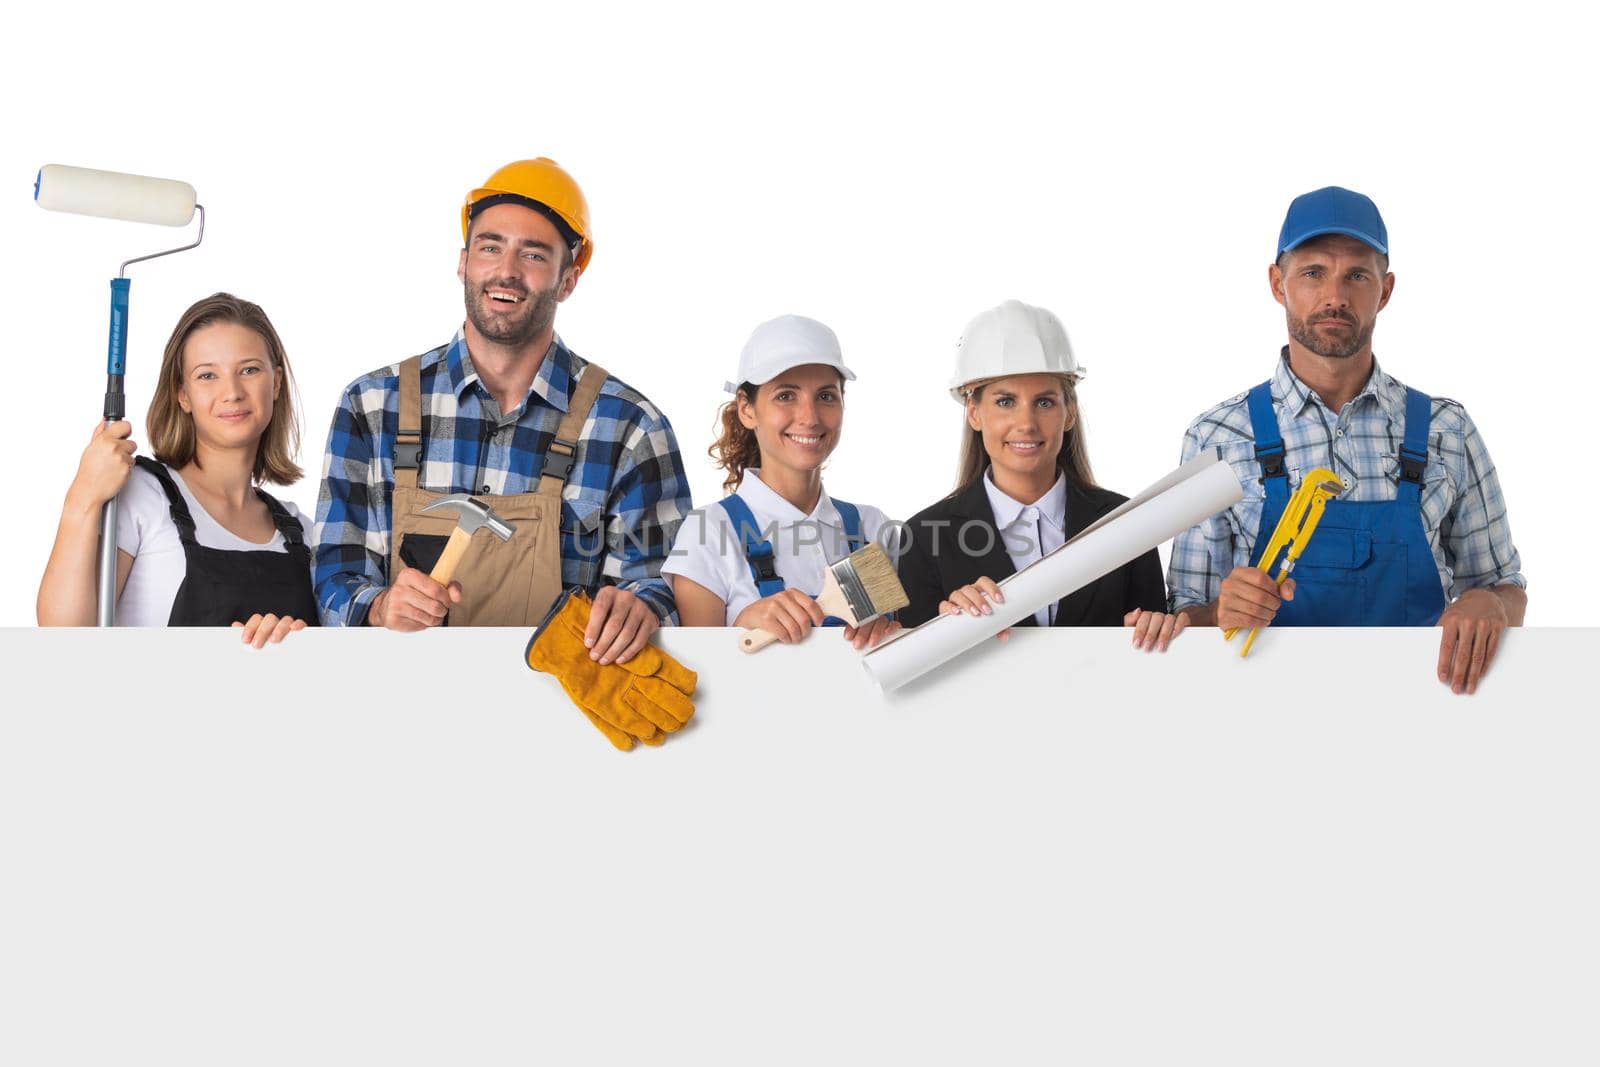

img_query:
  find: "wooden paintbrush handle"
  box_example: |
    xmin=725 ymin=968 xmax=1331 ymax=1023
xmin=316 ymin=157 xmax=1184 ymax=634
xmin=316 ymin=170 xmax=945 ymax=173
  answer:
xmin=739 ymin=627 xmax=783 ymax=654
xmin=429 ymin=526 xmax=474 ymax=585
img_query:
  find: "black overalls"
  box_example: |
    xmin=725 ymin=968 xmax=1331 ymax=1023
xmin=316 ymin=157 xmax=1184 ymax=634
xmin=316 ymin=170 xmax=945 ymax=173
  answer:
xmin=134 ymin=457 xmax=319 ymax=626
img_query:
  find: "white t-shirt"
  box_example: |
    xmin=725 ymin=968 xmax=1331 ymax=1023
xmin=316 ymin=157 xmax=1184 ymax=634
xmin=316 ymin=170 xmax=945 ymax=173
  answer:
xmin=661 ymin=469 xmax=893 ymax=626
xmin=113 ymin=462 xmax=312 ymax=627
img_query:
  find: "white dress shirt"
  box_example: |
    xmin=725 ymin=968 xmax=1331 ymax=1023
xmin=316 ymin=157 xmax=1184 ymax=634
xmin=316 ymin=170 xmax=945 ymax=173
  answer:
xmin=982 ymin=470 xmax=1068 ymax=627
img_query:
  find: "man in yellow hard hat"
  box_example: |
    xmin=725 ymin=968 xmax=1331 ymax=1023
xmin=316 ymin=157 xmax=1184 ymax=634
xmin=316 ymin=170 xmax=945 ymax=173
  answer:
xmin=312 ymin=158 xmax=692 ymax=664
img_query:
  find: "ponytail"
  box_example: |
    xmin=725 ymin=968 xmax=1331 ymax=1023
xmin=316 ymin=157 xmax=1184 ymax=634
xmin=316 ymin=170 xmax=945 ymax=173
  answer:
xmin=709 ymin=383 xmax=762 ymax=494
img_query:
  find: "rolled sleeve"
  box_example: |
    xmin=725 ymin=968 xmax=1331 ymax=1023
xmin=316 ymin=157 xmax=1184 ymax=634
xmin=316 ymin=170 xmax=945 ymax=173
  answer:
xmin=1166 ymin=430 xmax=1232 ymax=612
xmin=1441 ymin=410 xmax=1525 ymax=598
xmin=313 ymin=386 xmax=391 ymax=626
xmin=600 ymin=410 xmax=692 ymax=623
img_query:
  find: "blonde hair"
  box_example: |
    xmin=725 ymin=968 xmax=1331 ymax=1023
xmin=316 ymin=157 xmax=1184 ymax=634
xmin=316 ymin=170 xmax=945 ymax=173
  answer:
xmin=951 ymin=375 xmax=1095 ymax=497
xmin=147 ymin=292 xmax=303 ymax=486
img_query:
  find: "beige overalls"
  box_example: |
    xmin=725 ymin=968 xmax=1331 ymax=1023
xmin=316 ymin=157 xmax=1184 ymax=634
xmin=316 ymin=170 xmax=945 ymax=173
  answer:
xmin=386 ymin=353 xmax=609 ymax=626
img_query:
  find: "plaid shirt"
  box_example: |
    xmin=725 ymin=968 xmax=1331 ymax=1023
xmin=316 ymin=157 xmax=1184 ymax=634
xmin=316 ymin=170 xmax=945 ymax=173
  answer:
xmin=313 ymin=331 xmax=690 ymax=626
xmin=1167 ymin=349 xmax=1525 ymax=612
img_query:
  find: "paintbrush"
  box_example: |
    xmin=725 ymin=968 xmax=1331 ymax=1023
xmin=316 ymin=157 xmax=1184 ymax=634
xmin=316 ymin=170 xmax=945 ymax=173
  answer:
xmin=739 ymin=541 xmax=909 ymax=653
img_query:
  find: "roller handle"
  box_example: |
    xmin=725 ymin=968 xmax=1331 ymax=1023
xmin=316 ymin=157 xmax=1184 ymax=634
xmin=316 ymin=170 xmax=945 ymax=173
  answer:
xmin=94 ymin=278 xmax=132 ymax=627
xmin=429 ymin=527 xmax=475 ymax=586
xmin=96 ymin=498 xmax=118 ymax=627
xmin=105 ymin=278 xmax=129 ymax=415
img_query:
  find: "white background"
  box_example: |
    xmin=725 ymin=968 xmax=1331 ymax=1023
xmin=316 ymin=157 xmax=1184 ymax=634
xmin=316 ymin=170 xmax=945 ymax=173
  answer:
xmin=2 ymin=1 xmax=1595 ymax=624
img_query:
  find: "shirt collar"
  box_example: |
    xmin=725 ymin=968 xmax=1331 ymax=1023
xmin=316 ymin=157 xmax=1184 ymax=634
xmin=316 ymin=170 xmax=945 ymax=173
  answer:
xmin=982 ymin=469 xmax=1066 ymax=533
xmin=1271 ymin=345 xmax=1397 ymax=422
xmin=1367 ymin=360 xmax=1407 ymax=425
xmin=447 ymin=329 xmax=581 ymax=415
xmin=735 ymin=469 xmax=839 ymax=527
xmin=1270 ymin=346 xmax=1315 ymax=417
xmin=443 ymin=331 xmax=477 ymax=399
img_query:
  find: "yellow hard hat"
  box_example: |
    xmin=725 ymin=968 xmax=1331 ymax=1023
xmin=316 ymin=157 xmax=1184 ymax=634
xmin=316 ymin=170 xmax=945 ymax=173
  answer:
xmin=461 ymin=158 xmax=593 ymax=271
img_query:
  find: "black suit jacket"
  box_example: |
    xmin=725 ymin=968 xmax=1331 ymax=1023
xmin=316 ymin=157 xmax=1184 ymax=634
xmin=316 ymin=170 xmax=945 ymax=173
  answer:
xmin=895 ymin=476 xmax=1167 ymax=628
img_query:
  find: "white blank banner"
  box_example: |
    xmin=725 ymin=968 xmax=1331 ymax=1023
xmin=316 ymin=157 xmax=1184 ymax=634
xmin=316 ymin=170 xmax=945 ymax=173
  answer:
xmin=1 ymin=626 xmax=1596 ymax=1066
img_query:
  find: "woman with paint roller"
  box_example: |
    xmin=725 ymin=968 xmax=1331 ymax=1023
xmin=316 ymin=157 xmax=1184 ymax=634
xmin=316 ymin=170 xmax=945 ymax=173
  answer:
xmin=895 ymin=300 xmax=1184 ymax=650
xmin=37 ymin=293 xmax=316 ymax=643
xmin=663 ymin=315 xmax=900 ymax=650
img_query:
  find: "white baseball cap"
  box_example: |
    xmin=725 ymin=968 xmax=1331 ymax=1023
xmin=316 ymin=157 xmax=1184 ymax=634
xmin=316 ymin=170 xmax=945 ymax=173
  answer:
xmin=725 ymin=314 xmax=858 ymax=394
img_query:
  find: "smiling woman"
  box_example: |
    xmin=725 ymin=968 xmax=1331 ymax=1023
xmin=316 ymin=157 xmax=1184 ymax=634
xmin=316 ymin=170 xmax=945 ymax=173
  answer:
xmin=36 ymin=293 xmax=317 ymax=645
xmin=895 ymin=300 xmax=1180 ymax=651
xmin=663 ymin=315 xmax=900 ymax=651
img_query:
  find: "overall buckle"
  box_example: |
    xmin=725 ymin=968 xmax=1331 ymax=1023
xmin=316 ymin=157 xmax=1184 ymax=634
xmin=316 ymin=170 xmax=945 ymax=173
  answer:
xmin=750 ymin=552 xmax=780 ymax=585
xmin=1256 ymin=446 xmax=1286 ymax=481
xmin=541 ymin=442 xmax=577 ymax=481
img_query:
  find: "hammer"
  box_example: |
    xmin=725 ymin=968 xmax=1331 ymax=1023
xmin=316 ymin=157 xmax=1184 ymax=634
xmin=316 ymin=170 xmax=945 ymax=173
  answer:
xmin=419 ymin=494 xmax=515 ymax=584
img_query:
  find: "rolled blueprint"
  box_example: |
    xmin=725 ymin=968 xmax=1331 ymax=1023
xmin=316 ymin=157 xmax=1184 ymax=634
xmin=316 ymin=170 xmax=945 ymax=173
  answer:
xmin=863 ymin=449 xmax=1243 ymax=691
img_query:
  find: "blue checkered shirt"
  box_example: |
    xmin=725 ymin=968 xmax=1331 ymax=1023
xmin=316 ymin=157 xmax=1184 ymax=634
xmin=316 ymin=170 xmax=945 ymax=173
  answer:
xmin=312 ymin=332 xmax=691 ymax=625
xmin=1167 ymin=350 xmax=1525 ymax=613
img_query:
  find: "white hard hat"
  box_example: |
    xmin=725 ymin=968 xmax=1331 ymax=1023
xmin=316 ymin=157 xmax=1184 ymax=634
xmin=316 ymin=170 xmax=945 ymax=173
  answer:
xmin=725 ymin=314 xmax=857 ymax=394
xmin=949 ymin=300 xmax=1086 ymax=402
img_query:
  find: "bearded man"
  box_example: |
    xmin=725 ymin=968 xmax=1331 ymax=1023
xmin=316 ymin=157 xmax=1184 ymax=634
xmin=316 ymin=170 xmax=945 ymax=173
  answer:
xmin=1167 ymin=186 xmax=1526 ymax=694
xmin=313 ymin=159 xmax=690 ymax=665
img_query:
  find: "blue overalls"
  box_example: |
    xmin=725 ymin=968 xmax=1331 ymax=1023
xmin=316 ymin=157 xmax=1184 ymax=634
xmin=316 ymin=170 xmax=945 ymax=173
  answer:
xmin=717 ymin=494 xmax=863 ymax=626
xmin=1246 ymin=381 xmax=1447 ymax=626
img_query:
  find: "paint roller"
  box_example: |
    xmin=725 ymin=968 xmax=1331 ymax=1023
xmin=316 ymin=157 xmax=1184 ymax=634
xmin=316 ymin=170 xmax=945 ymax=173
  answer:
xmin=34 ymin=164 xmax=206 ymax=626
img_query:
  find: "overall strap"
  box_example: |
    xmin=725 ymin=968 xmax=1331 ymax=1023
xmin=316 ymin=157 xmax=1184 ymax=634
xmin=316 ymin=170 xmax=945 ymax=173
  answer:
xmin=718 ymin=494 xmax=785 ymax=597
xmin=831 ymin=498 xmax=864 ymax=554
xmin=254 ymin=487 xmax=307 ymax=546
xmin=393 ymin=354 xmax=426 ymax=491
xmin=1396 ymin=387 xmax=1433 ymax=504
xmin=537 ymin=362 xmax=609 ymax=493
xmin=1245 ymin=379 xmax=1292 ymax=524
xmin=134 ymin=456 xmax=198 ymax=543
xmin=1245 ymin=382 xmax=1287 ymax=483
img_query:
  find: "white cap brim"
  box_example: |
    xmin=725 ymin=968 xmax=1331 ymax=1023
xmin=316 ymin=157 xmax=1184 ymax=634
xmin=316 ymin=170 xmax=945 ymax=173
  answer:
xmin=731 ymin=315 xmax=855 ymax=392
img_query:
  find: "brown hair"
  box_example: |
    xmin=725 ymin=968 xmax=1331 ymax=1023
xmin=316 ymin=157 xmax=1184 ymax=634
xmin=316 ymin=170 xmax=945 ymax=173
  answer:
xmin=951 ymin=376 xmax=1096 ymax=497
xmin=709 ymin=383 xmax=763 ymax=494
xmin=147 ymin=292 xmax=303 ymax=486
xmin=708 ymin=375 xmax=846 ymax=494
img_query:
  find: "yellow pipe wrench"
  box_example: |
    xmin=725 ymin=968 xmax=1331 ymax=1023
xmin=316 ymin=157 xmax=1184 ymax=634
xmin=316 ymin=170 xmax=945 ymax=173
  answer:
xmin=1224 ymin=467 xmax=1344 ymax=657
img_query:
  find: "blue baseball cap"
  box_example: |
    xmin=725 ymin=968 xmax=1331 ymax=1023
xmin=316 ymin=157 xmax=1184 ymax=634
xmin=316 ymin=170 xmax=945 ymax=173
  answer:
xmin=1277 ymin=186 xmax=1388 ymax=257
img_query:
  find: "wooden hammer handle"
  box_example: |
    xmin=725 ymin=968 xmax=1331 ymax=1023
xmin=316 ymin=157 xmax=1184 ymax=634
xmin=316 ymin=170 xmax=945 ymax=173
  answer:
xmin=429 ymin=526 xmax=475 ymax=585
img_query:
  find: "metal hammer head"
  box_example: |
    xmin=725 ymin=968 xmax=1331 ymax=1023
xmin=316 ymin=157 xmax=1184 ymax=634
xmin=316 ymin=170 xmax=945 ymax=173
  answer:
xmin=420 ymin=494 xmax=514 ymax=541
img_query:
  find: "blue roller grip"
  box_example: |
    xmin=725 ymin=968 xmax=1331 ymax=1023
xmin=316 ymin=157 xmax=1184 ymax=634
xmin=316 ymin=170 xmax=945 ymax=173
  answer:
xmin=105 ymin=277 xmax=130 ymax=421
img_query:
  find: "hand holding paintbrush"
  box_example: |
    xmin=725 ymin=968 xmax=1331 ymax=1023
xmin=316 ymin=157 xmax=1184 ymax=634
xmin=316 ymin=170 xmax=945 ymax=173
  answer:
xmin=740 ymin=541 xmax=909 ymax=653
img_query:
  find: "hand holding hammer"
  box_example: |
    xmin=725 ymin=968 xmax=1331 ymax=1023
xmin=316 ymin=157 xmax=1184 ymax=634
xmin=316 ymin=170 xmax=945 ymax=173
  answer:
xmin=420 ymin=494 xmax=514 ymax=585
xmin=371 ymin=495 xmax=513 ymax=631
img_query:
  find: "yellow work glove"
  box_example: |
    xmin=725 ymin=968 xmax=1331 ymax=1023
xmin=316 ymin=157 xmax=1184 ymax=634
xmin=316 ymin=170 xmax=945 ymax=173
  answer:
xmin=525 ymin=589 xmax=698 ymax=751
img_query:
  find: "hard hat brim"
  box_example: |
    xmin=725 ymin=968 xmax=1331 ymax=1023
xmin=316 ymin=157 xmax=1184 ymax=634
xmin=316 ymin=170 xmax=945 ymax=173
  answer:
xmin=948 ymin=367 xmax=1087 ymax=402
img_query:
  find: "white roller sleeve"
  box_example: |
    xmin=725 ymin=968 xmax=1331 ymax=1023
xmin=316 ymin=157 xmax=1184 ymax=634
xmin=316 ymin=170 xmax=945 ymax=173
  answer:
xmin=34 ymin=164 xmax=196 ymax=226
xmin=863 ymin=449 xmax=1244 ymax=691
